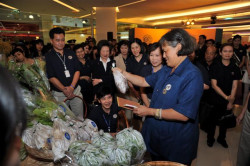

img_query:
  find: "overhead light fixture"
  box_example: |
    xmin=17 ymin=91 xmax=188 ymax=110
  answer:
xmin=116 ymin=7 xmax=119 ymax=12
xmin=52 ymin=0 xmax=80 ymax=12
xmin=0 ymin=2 xmax=17 ymax=10
xmin=191 ymin=20 xmax=195 ymax=25
xmin=79 ymin=12 xmax=96 ymax=18
xmin=29 ymin=15 xmax=34 ymax=19
xmin=144 ymin=1 xmax=250 ymax=21
xmin=119 ymin=0 xmax=146 ymax=8
xmin=186 ymin=21 xmax=191 ymax=25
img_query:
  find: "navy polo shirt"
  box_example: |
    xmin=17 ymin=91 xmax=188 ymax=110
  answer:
xmin=141 ymin=57 xmax=203 ymax=165
xmin=88 ymin=104 xmax=121 ymax=133
xmin=45 ymin=48 xmax=81 ymax=92
xmin=140 ymin=64 xmax=155 ymax=99
xmin=126 ymin=54 xmax=148 ymax=90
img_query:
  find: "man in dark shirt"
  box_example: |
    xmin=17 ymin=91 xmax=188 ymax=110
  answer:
xmin=233 ymin=35 xmax=246 ymax=69
xmin=195 ymin=35 xmax=207 ymax=62
xmin=45 ymin=27 xmax=83 ymax=120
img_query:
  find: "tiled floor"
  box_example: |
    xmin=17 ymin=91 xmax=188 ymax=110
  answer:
xmin=192 ymin=106 xmax=243 ymax=166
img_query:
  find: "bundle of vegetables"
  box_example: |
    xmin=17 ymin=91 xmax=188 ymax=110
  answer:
xmin=68 ymin=141 xmax=111 ymax=166
xmin=91 ymin=130 xmax=115 ymax=147
xmin=82 ymin=119 xmax=99 ymax=137
xmin=51 ymin=118 xmax=77 ymax=161
xmin=8 ymin=60 xmax=54 ymax=101
xmin=100 ymin=142 xmax=131 ymax=165
xmin=116 ymin=128 xmax=146 ymax=164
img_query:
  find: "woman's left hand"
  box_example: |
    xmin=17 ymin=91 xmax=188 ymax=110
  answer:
xmin=133 ymin=105 xmax=153 ymax=117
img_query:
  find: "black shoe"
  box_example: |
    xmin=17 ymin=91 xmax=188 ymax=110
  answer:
xmin=217 ymin=139 xmax=228 ymax=148
xmin=207 ymin=139 xmax=215 ymax=147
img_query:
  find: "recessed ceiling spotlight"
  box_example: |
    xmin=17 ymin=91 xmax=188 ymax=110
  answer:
xmin=29 ymin=15 xmax=34 ymax=19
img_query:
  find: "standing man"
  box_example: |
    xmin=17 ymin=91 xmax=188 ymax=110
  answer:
xmin=195 ymin=35 xmax=207 ymax=62
xmin=45 ymin=27 xmax=83 ymax=120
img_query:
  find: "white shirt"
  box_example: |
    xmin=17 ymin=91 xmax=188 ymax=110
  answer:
xmin=100 ymin=57 xmax=110 ymax=71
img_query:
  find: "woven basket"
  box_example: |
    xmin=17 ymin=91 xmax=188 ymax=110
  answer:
xmin=25 ymin=144 xmax=54 ymax=161
xmin=143 ymin=161 xmax=186 ymax=166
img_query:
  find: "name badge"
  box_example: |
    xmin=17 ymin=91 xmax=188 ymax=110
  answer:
xmin=64 ymin=70 xmax=70 ymax=78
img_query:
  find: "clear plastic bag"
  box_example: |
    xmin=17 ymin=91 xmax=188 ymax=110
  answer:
xmin=69 ymin=141 xmax=111 ymax=166
xmin=51 ymin=119 xmax=77 ymax=161
xmin=33 ymin=123 xmax=53 ymax=150
xmin=22 ymin=126 xmax=36 ymax=148
xmin=91 ymin=130 xmax=115 ymax=147
xmin=101 ymin=142 xmax=131 ymax=165
xmin=113 ymin=70 xmax=129 ymax=94
xmin=116 ymin=128 xmax=146 ymax=164
xmin=83 ymin=119 xmax=98 ymax=138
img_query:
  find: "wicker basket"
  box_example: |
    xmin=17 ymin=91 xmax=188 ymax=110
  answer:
xmin=25 ymin=144 xmax=54 ymax=161
xmin=142 ymin=161 xmax=186 ymax=166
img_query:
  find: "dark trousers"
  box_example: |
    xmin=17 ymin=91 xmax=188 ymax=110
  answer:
xmin=207 ymin=104 xmax=227 ymax=141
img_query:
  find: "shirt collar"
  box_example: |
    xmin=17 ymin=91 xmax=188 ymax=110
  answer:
xmin=100 ymin=57 xmax=110 ymax=63
xmin=166 ymin=57 xmax=190 ymax=76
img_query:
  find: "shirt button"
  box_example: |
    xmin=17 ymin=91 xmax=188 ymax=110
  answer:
xmin=157 ymin=89 xmax=158 ymax=91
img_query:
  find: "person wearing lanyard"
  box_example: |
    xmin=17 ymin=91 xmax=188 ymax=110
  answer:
xmin=113 ymin=28 xmax=203 ymax=165
xmin=45 ymin=27 xmax=84 ymax=120
xmin=88 ymin=86 xmax=121 ymax=135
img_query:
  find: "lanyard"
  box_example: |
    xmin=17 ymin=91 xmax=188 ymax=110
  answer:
xmin=102 ymin=114 xmax=111 ymax=132
xmin=56 ymin=52 xmax=67 ymax=70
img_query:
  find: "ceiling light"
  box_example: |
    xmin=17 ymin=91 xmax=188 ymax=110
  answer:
xmin=79 ymin=12 xmax=96 ymax=18
xmin=186 ymin=21 xmax=191 ymax=25
xmin=29 ymin=15 xmax=34 ymax=19
xmin=119 ymin=0 xmax=146 ymax=8
xmin=144 ymin=1 xmax=250 ymax=21
xmin=80 ymin=34 xmax=85 ymax=37
xmin=0 ymin=2 xmax=17 ymax=10
xmin=116 ymin=7 xmax=119 ymax=12
xmin=191 ymin=20 xmax=195 ymax=25
xmin=53 ymin=0 xmax=80 ymax=12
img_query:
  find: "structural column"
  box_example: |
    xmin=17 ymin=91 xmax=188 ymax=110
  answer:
xmin=40 ymin=15 xmax=53 ymax=44
xmin=96 ymin=7 xmax=117 ymax=42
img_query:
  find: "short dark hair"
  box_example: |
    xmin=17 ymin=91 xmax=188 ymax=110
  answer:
xmin=0 ymin=65 xmax=27 ymax=165
xmin=12 ymin=48 xmax=24 ymax=55
xmin=49 ymin=27 xmax=65 ymax=39
xmin=130 ymin=38 xmax=144 ymax=54
xmin=35 ymin=39 xmax=44 ymax=45
xmin=233 ymin=35 xmax=241 ymax=41
xmin=220 ymin=43 xmax=233 ymax=52
xmin=199 ymin=35 xmax=207 ymax=40
xmin=117 ymin=40 xmax=130 ymax=54
xmin=73 ymin=44 xmax=84 ymax=53
xmin=206 ymin=39 xmax=215 ymax=44
xmin=96 ymin=86 xmax=112 ymax=100
xmin=148 ymin=42 xmax=163 ymax=55
xmin=159 ymin=28 xmax=196 ymax=56
xmin=97 ymin=40 xmax=111 ymax=55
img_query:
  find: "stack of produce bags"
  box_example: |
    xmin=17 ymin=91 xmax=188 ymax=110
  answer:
xmin=68 ymin=128 xmax=146 ymax=166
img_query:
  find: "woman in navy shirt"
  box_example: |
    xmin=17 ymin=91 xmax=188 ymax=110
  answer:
xmin=113 ymin=28 xmax=203 ymax=165
xmin=140 ymin=42 xmax=163 ymax=107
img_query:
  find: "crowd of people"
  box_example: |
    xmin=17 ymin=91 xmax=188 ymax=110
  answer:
xmin=2 ymin=27 xmax=250 ymax=165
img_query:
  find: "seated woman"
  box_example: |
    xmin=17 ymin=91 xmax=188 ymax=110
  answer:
xmin=88 ymin=86 xmax=122 ymax=133
xmin=12 ymin=48 xmax=34 ymax=65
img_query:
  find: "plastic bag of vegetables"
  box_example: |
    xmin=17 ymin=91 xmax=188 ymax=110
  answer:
xmin=51 ymin=118 xmax=77 ymax=161
xmin=91 ymin=130 xmax=115 ymax=147
xmin=82 ymin=118 xmax=98 ymax=138
xmin=113 ymin=69 xmax=128 ymax=94
xmin=101 ymin=142 xmax=131 ymax=165
xmin=69 ymin=141 xmax=111 ymax=166
xmin=116 ymin=128 xmax=146 ymax=164
xmin=22 ymin=126 xmax=36 ymax=148
xmin=33 ymin=123 xmax=53 ymax=150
